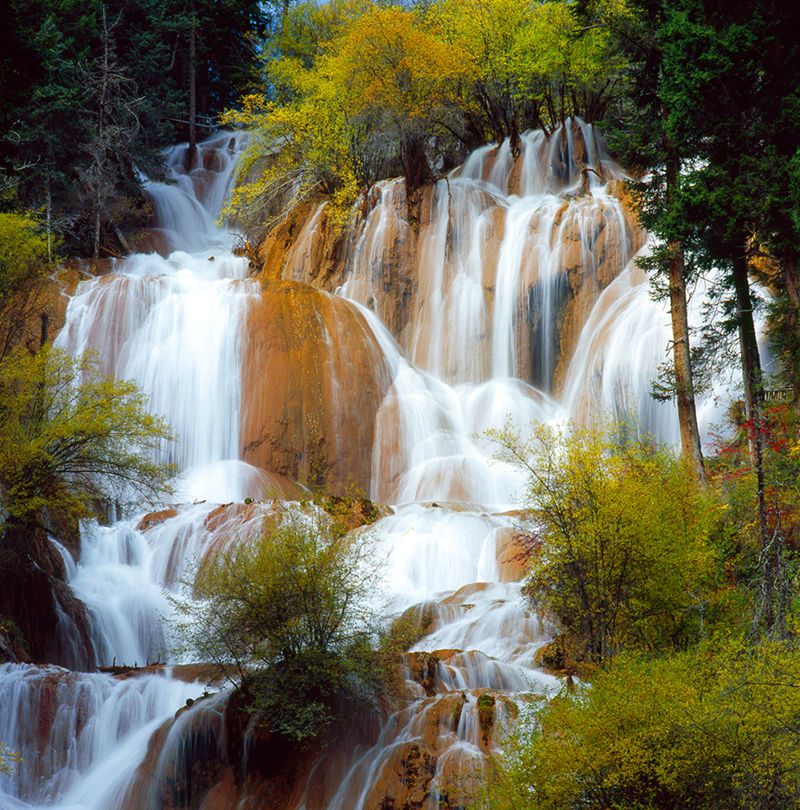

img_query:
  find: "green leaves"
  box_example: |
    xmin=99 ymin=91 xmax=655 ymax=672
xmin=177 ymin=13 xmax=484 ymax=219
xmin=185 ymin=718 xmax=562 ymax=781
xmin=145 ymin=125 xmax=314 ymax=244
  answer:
xmin=489 ymin=421 xmax=717 ymax=663
xmin=0 ymin=346 xmax=174 ymax=531
xmin=0 ymin=213 xmax=50 ymax=308
xmin=173 ymin=508 xmax=383 ymax=742
xmin=486 ymin=639 xmax=800 ymax=809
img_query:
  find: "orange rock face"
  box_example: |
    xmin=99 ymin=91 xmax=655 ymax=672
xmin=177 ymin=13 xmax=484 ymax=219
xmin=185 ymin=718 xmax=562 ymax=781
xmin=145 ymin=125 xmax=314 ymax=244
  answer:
xmin=255 ymin=129 xmax=646 ymax=396
xmin=240 ymin=279 xmax=392 ymax=494
xmin=137 ymin=508 xmax=179 ymax=532
xmin=495 ymin=527 xmax=531 ymax=583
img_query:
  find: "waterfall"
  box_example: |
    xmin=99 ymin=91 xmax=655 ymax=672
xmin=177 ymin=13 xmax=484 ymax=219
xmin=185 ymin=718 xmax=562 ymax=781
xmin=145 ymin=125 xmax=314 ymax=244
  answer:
xmin=4 ymin=121 xmax=708 ymax=809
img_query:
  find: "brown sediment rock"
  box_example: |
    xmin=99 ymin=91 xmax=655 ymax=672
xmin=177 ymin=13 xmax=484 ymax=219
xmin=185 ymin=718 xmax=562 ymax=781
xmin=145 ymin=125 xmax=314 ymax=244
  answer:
xmin=406 ymin=651 xmax=440 ymax=697
xmin=240 ymin=279 xmax=392 ymax=494
xmin=1 ymin=264 xmax=76 ymax=359
xmin=256 ymin=200 xmax=342 ymax=282
xmin=128 ymin=228 xmax=172 ymax=257
xmin=495 ymin=527 xmax=531 ymax=583
xmin=117 ymin=676 xmax=496 ymax=810
xmin=0 ymin=620 xmax=30 ymax=664
xmin=202 ymin=501 xmax=267 ymax=533
xmin=137 ymin=508 xmax=180 ymax=532
xmin=0 ymin=523 xmax=95 ymax=670
xmin=257 ymin=198 xmax=349 ymax=293
xmin=391 ymin=602 xmax=437 ymax=650
xmin=534 ymin=633 xmax=592 ymax=678
xmin=363 ymin=741 xmax=438 ymax=810
xmin=257 ymin=182 xmax=419 ymax=345
xmin=319 ymin=494 xmax=389 ymax=533
xmin=96 ymin=662 xmax=228 ymax=685
xmin=119 ymin=693 xmax=229 ymax=810
xmin=550 ymin=198 xmax=646 ymax=395
xmin=442 ymin=582 xmax=491 ymax=604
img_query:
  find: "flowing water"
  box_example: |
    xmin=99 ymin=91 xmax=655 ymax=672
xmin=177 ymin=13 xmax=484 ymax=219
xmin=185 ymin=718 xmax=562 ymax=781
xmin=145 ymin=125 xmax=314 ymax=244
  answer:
xmin=1 ymin=123 xmax=713 ymax=808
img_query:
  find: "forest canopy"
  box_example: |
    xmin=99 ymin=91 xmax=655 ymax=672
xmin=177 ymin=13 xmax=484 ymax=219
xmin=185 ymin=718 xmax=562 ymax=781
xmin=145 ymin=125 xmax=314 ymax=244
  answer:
xmin=221 ymin=0 xmax=626 ymax=235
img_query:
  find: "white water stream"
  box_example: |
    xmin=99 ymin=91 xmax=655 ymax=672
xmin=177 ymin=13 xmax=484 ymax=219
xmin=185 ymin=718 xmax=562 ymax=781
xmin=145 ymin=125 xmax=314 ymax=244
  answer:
xmin=1 ymin=124 xmax=716 ymax=808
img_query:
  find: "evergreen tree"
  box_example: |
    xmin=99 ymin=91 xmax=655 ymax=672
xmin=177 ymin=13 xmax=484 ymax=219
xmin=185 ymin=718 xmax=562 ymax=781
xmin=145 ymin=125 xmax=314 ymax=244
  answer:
xmin=1 ymin=0 xmax=270 ymax=254
xmin=661 ymin=0 xmax=791 ymax=634
xmin=589 ymin=0 xmax=706 ymax=482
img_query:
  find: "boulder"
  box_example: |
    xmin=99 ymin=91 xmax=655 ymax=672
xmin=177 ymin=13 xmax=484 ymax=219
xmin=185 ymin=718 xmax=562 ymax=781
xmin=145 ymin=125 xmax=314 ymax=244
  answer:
xmin=0 ymin=522 xmax=95 ymax=670
xmin=241 ymin=279 xmax=392 ymax=493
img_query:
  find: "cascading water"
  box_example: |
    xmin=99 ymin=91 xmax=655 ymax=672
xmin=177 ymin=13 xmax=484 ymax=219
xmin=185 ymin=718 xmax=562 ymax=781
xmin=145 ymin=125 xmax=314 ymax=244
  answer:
xmin=340 ymin=120 xmax=654 ymax=507
xmin=3 ymin=120 xmax=703 ymax=809
xmin=0 ymin=132 xmax=266 ymax=810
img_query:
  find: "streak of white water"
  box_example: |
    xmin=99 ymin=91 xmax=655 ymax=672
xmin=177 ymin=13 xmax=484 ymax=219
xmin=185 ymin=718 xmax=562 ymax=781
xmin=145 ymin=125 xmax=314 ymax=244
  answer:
xmin=1 ymin=132 xmax=260 ymax=810
xmin=0 ymin=664 xmax=202 ymax=808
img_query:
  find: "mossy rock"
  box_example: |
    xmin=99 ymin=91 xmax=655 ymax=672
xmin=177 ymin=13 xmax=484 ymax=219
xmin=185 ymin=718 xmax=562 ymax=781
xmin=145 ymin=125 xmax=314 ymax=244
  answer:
xmin=477 ymin=692 xmax=496 ymax=746
xmin=405 ymin=651 xmax=440 ymax=696
xmin=388 ymin=602 xmax=437 ymax=652
xmin=535 ymin=633 xmax=593 ymax=677
xmin=319 ymin=494 xmax=387 ymax=533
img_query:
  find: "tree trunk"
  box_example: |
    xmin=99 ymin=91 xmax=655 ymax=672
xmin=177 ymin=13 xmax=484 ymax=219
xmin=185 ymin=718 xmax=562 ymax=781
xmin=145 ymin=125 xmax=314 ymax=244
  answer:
xmin=188 ymin=6 xmax=197 ymax=157
xmin=733 ymin=250 xmax=782 ymax=633
xmin=94 ymin=5 xmax=110 ymax=261
xmin=665 ymin=146 xmax=705 ymax=482
xmin=781 ymin=249 xmax=800 ymax=415
xmin=46 ymin=179 xmax=52 ymax=263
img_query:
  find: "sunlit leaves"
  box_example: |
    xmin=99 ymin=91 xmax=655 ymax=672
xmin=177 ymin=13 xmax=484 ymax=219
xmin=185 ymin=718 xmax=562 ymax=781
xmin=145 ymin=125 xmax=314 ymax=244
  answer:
xmin=225 ymin=0 xmax=628 ymax=238
xmin=0 ymin=741 xmax=22 ymax=777
xmin=0 ymin=346 xmax=174 ymax=529
xmin=485 ymin=639 xmax=800 ymax=809
xmin=172 ymin=508 xmax=383 ymax=741
xmin=0 ymin=213 xmax=51 ymax=308
xmin=489 ymin=421 xmax=718 ymax=662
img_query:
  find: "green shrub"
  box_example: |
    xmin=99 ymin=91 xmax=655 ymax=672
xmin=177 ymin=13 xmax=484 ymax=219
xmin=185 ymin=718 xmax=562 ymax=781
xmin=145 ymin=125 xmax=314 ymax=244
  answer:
xmin=173 ymin=509 xmax=384 ymax=743
xmin=489 ymin=422 xmax=720 ymax=664
xmin=482 ymin=638 xmax=800 ymax=809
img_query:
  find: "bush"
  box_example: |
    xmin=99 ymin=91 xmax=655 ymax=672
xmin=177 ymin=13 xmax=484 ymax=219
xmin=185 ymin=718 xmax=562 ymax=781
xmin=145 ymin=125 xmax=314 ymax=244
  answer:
xmin=173 ymin=508 xmax=384 ymax=743
xmin=0 ymin=212 xmax=53 ymax=359
xmin=0 ymin=346 xmax=174 ymax=534
xmin=0 ymin=741 xmax=22 ymax=776
xmin=482 ymin=638 xmax=800 ymax=809
xmin=489 ymin=422 xmax=719 ymax=664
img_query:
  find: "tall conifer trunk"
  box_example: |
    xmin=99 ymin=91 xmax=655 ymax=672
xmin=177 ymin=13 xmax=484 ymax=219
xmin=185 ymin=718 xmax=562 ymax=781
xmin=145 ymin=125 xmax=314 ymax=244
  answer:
xmin=733 ymin=249 xmax=784 ymax=634
xmin=781 ymin=250 xmax=800 ymax=414
xmin=665 ymin=145 xmax=705 ymax=482
xmin=188 ymin=0 xmax=197 ymax=160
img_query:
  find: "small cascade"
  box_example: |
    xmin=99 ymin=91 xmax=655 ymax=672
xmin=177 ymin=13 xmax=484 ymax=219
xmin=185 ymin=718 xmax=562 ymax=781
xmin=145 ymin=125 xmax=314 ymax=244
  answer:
xmin=0 ymin=664 xmax=201 ymax=809
xmin=146 ymin=131 xmax=247 ymax=253
xmin=67 ymin=500 xmax=282 ymax=669
xmin=562 ymin=260 xmax=678 ymax=439
xmin=55 ymin=265 xmax=258 ymax=475
xmin=341 ymin=119 xmax=638 ymax=391
xmin=54 ymin=132 xmax=257 ymax=492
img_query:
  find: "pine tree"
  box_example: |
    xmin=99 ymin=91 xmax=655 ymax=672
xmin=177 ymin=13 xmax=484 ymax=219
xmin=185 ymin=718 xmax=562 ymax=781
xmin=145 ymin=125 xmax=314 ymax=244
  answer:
xmin=591 ymin=0 xmax=706 ymax=482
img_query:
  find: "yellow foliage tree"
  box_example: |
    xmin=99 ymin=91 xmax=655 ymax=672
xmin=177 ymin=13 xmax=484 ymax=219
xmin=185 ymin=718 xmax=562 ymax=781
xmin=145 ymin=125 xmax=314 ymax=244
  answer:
xmin=481 ymin=639 xmax=800 ymax=809
xmin=0 ymin=346 xmax=174 ymax=534
xmin=223 ymin=0 xmax=629 ymax=239
xmin=0 ymin=213 xmax=53 ymax=360
xmin=224 ymin=2 xmax=470 ymax=239
xmin=434 ymin=0 xmax=625 ymax=140
xmin=489 ymin=422 xmax=718 ymax=664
